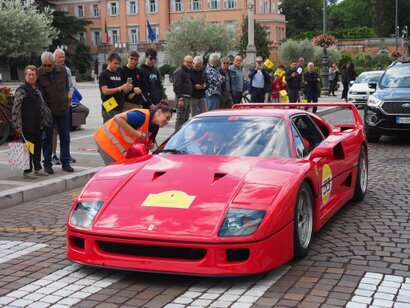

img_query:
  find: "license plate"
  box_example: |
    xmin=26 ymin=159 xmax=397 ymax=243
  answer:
xmin=396 ymin=117 xmax=410 ymax=124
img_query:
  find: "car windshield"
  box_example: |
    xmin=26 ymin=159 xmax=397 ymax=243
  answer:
xmin=157 ymin=116 xmax=291 ymax=158
xmin=355 ymin=72 xmax=383 ymax=84
xmin=379 ymin=65 xmax=410 ymax=89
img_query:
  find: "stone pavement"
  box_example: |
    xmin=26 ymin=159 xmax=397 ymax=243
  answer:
xmin=0 ymin=82 xmax=345 ymax=209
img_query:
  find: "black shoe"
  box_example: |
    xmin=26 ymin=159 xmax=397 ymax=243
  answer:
xmin=44 ymin=167 xmax=54 ymax=175
xmin=62 ymin=165 xmax=74 ymax=172
xmin=69 ymin=156 xmax=76 ymax=163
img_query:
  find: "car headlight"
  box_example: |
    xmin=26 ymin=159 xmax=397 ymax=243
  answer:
xmin=367 ymin=95 xmax=383 ymax=107
xmin=218 ymin=208 xmax=265 ymax=237
xmin=70 ymin=201 xmax=104 ymax=228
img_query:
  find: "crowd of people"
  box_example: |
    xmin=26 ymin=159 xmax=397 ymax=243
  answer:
xmin=11 ymin=47 xmax=361 ymax=174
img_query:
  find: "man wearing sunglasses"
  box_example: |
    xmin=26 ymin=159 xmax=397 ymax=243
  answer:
xmin=248 ymin=56 xmax=271 ymax=103
xmin=139 ymin=48 xmax=164 ymax=110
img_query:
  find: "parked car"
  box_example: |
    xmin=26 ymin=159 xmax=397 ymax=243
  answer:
xmin=67 ymin=103 xmax=368 ymax=276
xmin=348 ymin=70 xmax=384 ymax=107
xmin=365 ymin=61 xmax=410 ymax=142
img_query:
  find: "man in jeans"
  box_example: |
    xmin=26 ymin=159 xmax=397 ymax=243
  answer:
xmin=173 ymin=55 xmax=193 ymax=131
xmin=37 ymin=51 xmax=74 ymax=174
xmin=230 ymin=55 xmax=244 ymax=104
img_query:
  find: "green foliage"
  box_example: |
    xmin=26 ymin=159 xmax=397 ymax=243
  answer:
xmin=66 ymin=44 xmax=91 ymax=75
xmin=164 ymin=15 xmax=236 ymax=65
xmin=279 ymin=39 xmax=316 ymax=64
xmin=159 ymin=64 xmax=177 ymax=77
xmin=238 ymin=16 xmax=272 ymax=58
xmin=279 ymin=0 xmax=323 ymax=39
xmin=339 ymin=52 xmax=353 ymax=68
xmin=328 ymin=0 xmax=372 ymax=31
xmin=354 ymin=66 xmax=365 ymax=76
xmin=372 ymin=52 xmax=390 ymax=67
xmin=0 ymin=0 xmax=58 ymax=59
xmin=353 ymin=52 xmax=373 ymax=69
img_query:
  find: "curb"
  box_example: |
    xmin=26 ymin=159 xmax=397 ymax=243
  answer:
xmin=0 ymin=167 xmax=102 ymax=210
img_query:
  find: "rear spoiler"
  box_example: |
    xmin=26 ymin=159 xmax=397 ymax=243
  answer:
xmin=231 ymin=103 xmax=363 ymax=127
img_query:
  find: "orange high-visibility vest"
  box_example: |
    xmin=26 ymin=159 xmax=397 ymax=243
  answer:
xmin=94 ymin=109 xmax=150 ymax=162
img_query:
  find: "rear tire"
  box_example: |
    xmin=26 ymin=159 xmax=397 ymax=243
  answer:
xmin=352 ymin=146 xmax=368 ymax=201
xmin=294 ymin=181 xmax=314 ymax=259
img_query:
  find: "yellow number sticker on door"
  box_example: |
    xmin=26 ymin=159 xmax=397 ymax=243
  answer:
xmin=322 ymin=164 xmax=332 ymax=204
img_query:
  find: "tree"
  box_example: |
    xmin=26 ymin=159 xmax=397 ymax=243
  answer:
xmin=279 ymin=0 xmax=323 ymax=38
xmin=328 ymin=0 xmax=372 ymax=31
xmin=0 ymin=0 xmax=58 ymax=79
xmin=279 ymin=39 xmax=316 ymax=64
xmin=237 ymin=16 xmax=272 ymax=58
xmin=164 ymin=15 xmax=236 ymax=64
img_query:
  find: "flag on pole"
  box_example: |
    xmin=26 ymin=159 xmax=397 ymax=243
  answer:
xmin=104 ymin=20 xmax=109 ymax=43
xmin=264 ymin=58 xmax=274 ymax=70
xmin=147 ymin=20 xmax=157 ymax=42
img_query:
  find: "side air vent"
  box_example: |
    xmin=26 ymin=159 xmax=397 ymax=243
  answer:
xmin=333 ymin=143 xmax=345 ymax=160
xmin=212 ymin=173 xmax=226 ymax=184
xmin=152 ymin=171 xmax=166 ymax=181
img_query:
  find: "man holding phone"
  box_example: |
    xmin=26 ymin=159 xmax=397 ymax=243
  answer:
xmin=248 ymin=56 xmax=271 ymax=103
xmin=121 ymin=50 xmax=146 ymax=111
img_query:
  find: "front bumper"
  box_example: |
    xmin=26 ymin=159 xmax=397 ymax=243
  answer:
xmin=67 ymin=223 xmax=293 ymax=276
xmin=365 ymin=105 xmax=410 ymax=136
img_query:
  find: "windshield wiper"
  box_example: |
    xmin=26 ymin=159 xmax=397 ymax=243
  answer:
xmin=160 ymin=148 xmax=189 ymax=154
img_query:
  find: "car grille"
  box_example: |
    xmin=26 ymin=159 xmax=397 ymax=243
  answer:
xmin=381 ymin=102 xmax=410 ymax=115
xmin=97 ymin=241 xmax=207 ymax=260
xmin=379 ymin=122 xmax=410 ymax=129
xmin=356 ymin=92 xmax=367 ymax=95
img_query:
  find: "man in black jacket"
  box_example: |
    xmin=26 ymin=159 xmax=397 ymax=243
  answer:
xmin=189 ymin=56 xmax=207 ymax=116
xmin=285 ymin=60 xmax=303 ymax=103
xmin=173 ymin=55 xmax=193 ymax=131
xmin=139 ymin=48 xmax=163 ymax=109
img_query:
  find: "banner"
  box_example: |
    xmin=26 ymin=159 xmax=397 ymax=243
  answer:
xmin=103 ymin=97 xmax=118 ymax=113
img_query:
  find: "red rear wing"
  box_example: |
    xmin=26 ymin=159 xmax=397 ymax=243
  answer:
xmin=232 ymin=103 xmax=363 ymax=128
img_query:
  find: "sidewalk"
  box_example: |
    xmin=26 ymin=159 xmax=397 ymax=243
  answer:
xmin=0 ymin=82 xmax=345 ymax=209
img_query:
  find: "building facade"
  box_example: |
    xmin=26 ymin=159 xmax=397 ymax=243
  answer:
xmin=52 ymin=0 xmax=286 ymax=70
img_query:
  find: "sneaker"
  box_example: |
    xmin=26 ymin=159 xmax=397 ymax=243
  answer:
xmin=62 ymin=165 xmax=74 ymax=172
xmin=23 ymin=172 xmax=37 ymax=179
xmin=34 ymin=170 xmax=49 ymax=176
xmin=44 ymin=167 xmax=54 ymax=175
xmin=51 ymin=155 xmax=61 ymax=165
xmin=69 ymin=156 xmax=76 ymax=163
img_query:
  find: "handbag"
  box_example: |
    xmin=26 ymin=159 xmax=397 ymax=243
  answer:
xmin=8 ymin=135 xmax=30 ymax=171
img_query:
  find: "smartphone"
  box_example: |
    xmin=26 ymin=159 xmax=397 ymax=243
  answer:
xmin=127 ymin=77 xmax=133 ymax=84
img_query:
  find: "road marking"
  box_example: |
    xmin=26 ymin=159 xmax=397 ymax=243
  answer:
xmin=0 ymin=227 xmax=66 ymax=234
xmin=0 ymin=240 xmax=47 ymax=265
xmin=0 ymin=263 xmax=126 ymax=307
xmin=346 ymin=272 xmax=410 ymax=308
xmin=165 ymin=265 xmax=290 ymax=308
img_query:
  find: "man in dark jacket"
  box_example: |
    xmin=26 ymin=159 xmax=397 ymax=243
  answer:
xmin=219 ymin=57 xmax=233 ymax=109
xmin=139 ymin=48 xmax=164 ymax=109
xmin=37 ymin=51 xmax=74 ymax=174
xmin=173 ymin=55 xmax=193 ymax=131
xmin=303 ymin=62 xmax=321 ymax=113
xmin=285 ymin=60 xmax=303 ymax=103
xmin=189 ymin=56 xmax=207 ymax=116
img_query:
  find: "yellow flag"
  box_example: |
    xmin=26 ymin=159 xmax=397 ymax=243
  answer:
xmin=301 ymin=98 xmax=308 ymax=103
xmin=275 ymin=68 xmax=284 ymax=77
xmin=25 ymin=140 xmax=35 ymax=155
xmin=103 ymin=96 xmax=118 ymax=113
xmin=264 ymin=58 xmax=274 ymax=70
xmin=279 ymin=90 xmax=288 ymax=103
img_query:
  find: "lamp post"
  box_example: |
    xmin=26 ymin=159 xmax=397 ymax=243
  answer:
xmin=245 ymin=0 xmax=256 ymax=72
xmin=395 ymin=0 xmax=398 ymax=53
xmin=321 ymin=0 xmax=329 ymax=92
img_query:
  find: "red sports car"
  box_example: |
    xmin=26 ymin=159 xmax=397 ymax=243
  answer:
xmin=67 ymin=103 xmax=368 ymax=276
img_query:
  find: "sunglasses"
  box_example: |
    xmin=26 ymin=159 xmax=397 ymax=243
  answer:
xmin=148 ymin=56 xmax=157 ymax=60
xmin=42 ymin=64 xmax=53 ymax=68
xmin=222 ymin=62 xmax=230 ymax=64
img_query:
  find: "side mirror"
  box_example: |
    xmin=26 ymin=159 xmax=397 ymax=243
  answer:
xmin=368 ymin=82 xmax=377 ymax=89
xmin=309 ymin=146 xmax=333 ymax=160
xmin=349 ymin=80 xmax=354 ymax=86
xmin=126 ymin=143 xmax=148 ymax=159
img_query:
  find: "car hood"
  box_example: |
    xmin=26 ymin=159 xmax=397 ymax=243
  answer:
xmin=89 ymin=155 xmax=301 ymax=241
xmin=374 ymin=87 xmax=410 ymax=101
xmin=350 ymin=83 xmax=375 ymax=93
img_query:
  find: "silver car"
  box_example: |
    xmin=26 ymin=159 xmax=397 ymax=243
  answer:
xmin=348 ymin=71 xmax=384 ymax=106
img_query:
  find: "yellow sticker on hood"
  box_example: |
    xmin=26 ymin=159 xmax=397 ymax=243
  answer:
xmin=142 ymin=190 xmax=195 ymax=209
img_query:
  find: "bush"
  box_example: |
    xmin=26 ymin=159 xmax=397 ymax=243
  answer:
xmin=339 ymin=52 xmax=353 ymax=68
xmin=313 ymin=46 xmax=341 ymax=67
xmin=159 ymin=64 xmax=177 ymax=77
xmin=279 ymin=39 xmax=316 ymax=64
xmin=354 ymin=66 xmax=365 ymax=76
xmin=353 ymin=52 xmax=374 ymax=69
xmin=372 ymin=52 xmax=390 ymax=69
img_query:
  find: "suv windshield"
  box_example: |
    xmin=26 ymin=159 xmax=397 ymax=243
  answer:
xmin=157 ymin=116 xmax=291 ymax=158
xmin=379 ymin=65 xmax=410 ymax=89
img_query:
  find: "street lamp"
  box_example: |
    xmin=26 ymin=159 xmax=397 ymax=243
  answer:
xmin=245 ymin=0 xmax=256 ymax=69
xmin=321 ymin=0 xmax=329 ymax=92
xmin=395 ymin=0 xmax=398 ymax=53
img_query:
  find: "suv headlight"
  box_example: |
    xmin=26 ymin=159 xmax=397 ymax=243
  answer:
xmin=367 ymin=95 xmax=383 ymax=107
xmin=70 ymin=201 xmax=104 ymax=228
xmin=218 ymin=208 xmax=265 ymax=237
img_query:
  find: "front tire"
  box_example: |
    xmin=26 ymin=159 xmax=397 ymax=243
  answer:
xmin=352 ymin=146 xmax=368 ymax=201
xmin=294 ymin=182 xmax=314 ymax=259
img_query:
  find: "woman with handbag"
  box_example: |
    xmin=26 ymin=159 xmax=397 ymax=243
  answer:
xmin=12 ymin=65 xmax=52 ymax=178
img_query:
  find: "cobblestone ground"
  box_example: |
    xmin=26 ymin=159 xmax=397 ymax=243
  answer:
xmin=0 ymin=110 xmax=409 ymax=308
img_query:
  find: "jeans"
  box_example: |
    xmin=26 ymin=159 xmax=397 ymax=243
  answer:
xmin=206 ymin=95 xmax=220 ymax=111
xmin=43 ymin=111 xmax=71 ymax=168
